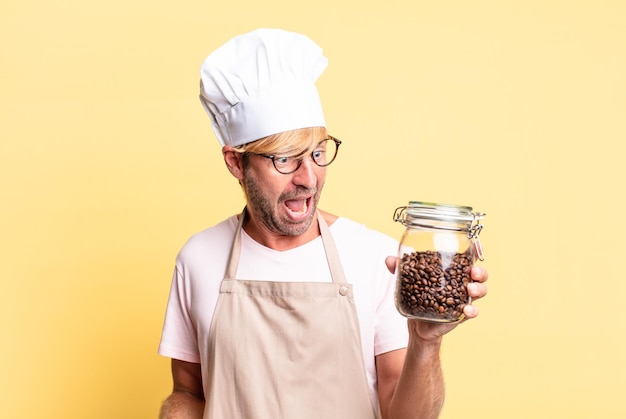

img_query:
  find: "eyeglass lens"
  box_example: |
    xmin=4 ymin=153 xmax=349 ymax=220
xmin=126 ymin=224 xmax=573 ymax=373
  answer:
xmin=273 ymin=138 xmax=339 ymax=174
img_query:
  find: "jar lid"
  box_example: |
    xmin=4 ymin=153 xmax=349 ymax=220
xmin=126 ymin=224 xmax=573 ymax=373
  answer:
xmin=394 ymin=201 xmax=486 ymax=259
xmin=394 ymin=201 xmax=485 ymax=229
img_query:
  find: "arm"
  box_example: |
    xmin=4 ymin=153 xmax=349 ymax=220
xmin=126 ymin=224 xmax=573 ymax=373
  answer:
xmin=377 ymin=259 xmax=489 ymax=419
xmin=159 ymin=359 xmax=205 ymax=419
xmin=376 ymin=330 xmax=444 ymax=419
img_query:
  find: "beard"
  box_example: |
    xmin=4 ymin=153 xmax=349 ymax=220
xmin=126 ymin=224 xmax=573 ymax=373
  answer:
xmin=243 ymin=174 xmax=323 ymax=237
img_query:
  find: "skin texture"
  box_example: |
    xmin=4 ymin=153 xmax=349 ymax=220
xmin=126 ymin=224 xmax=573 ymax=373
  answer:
xmin=159 ymin=360 xmax=204 ymax=419
xmin=241 ymin=155 xmax=322 ymax=239
xmin=159 ymin=143 xmax=489 ymax=419
xmin=223 ymin=144 xmax=326 ymax=250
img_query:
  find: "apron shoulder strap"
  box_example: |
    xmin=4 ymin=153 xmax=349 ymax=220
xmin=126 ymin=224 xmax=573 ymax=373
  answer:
xmin=224 ymin=208 xmax=246 ymax=279
xmin=317 ymin=212 xmax=347 ymax=284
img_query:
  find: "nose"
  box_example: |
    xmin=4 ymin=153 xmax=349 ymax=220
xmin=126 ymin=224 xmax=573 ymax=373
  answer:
xmin=291 ymin=156 xmax=319 ymax=188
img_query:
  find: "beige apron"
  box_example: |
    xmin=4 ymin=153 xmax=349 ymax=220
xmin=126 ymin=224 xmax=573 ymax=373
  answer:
xmin=203 ymin=210 xmax=378 ymax=419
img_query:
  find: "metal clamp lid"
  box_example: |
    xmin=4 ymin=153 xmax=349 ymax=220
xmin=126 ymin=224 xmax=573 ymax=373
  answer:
xmin=394 ymin=201 xmax=486 ymax=261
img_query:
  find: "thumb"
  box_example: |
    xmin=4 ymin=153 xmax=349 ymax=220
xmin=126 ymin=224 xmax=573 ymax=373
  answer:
xmin=385 ymin=256 xmax=398 ymax=274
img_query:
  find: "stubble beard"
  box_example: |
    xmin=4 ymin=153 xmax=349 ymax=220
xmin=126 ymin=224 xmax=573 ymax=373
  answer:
xmin=243 ymin=174 xmax=323 ymax=237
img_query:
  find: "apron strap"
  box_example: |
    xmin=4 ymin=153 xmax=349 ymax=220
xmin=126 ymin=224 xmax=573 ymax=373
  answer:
xmin=225 ymin=208 xmax=347 ymax=284
xmin=224 ymin=208 xmax=246 ymax=279
xmin=317 ymin=212 xmax=347 ymax=284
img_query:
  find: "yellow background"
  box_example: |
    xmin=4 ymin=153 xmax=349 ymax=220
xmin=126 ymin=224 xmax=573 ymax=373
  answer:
xmin=2 ymin=1 xmax=625 ymax=417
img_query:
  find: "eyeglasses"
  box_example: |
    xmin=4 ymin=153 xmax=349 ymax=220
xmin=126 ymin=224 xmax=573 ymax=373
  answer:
xmin=253 ymin=136 xmax=342 ymax=175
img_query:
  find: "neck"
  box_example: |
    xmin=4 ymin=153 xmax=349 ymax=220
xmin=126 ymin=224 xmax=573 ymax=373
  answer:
xmin=241 ymin=212 xmax=321 ymax=251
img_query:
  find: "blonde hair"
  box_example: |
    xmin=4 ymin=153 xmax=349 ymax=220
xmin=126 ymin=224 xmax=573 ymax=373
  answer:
xmin=235 ymin=127 xmax=328 ymax=159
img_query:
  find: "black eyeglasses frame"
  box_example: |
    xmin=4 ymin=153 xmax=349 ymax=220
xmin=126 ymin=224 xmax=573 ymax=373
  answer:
xmin=254 ymin=136 xmax=342 ymax=175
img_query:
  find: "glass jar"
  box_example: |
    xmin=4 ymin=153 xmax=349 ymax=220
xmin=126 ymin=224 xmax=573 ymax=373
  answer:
xmin=393 ymin=201 xmax=486 ymax=323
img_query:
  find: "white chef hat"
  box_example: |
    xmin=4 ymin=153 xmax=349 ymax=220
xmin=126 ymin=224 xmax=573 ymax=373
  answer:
xmin=199 ymin=28 xmax=328 ymax=147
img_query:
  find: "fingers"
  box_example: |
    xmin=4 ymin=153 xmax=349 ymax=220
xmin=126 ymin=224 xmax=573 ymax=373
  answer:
xmin=470 ymin=266 xmax=488 ymax=283
xmin=469 ymin=266 xmax=488 ymax=297
xmin=464 ymin=266 xmax=488 ymax=319
xmin=463 ymin=303 xmax=480 ymax=319
xmin=467 ymin=282 xmax=488 ymax=300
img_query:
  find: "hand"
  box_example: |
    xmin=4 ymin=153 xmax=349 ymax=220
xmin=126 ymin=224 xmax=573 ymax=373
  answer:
xmin=385 ymin=256 xmax=489 ymax=342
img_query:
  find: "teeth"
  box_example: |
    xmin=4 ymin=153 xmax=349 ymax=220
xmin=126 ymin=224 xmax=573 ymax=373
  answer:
xmin=300 ymin=199 xmax=308 ymax=213
xmin=285 ymin=198 xmax=309 ymax=215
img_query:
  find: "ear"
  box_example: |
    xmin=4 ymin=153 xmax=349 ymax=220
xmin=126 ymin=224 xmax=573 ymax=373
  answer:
xmin=222 ymin=146 xmax=245 ymax=180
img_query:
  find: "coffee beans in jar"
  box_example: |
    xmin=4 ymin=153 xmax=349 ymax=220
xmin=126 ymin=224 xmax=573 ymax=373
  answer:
xmin=397 ymin=250 xmax=472 ymax=322
xmin=393 ymin=201 xmax=485 ymax=323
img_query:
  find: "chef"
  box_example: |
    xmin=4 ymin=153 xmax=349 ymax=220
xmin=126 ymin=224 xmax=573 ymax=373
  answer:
xmin=158 ymin=28 xmax=488 ymax=419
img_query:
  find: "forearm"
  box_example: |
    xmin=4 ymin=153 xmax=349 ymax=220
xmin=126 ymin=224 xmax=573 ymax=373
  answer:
xmin=159 ymin=390 xmax=205 ymax=419
xmin=387 ymin=337 xmax=445 ymax=419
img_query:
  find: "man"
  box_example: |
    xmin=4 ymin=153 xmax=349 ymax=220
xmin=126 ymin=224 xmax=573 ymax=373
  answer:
xmin=158 ymin=28 xmax=488 ymax=419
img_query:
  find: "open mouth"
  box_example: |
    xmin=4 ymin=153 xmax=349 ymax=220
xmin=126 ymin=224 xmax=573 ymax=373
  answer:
xmin=283 ymin=196 xmax=312 ymax=219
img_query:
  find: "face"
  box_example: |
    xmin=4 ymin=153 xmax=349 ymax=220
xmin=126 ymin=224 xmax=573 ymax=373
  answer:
xmin=242 ymin=153 xmax=326 ymax=238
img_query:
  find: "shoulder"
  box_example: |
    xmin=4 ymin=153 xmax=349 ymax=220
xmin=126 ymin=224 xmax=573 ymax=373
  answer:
xmin=330 ymin=217 xmax=399 ymax=272
xmin=331 ymin=216 xmax=398 ymax=249
xmin=176 ymin=215 xmax=238 ymax=265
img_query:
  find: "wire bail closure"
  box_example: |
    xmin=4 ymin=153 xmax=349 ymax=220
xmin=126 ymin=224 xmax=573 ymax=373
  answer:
xmin=469 ymin=215 xmax=485 ymax=261
xmin=393 ymin=203 xmax=486 ymax=261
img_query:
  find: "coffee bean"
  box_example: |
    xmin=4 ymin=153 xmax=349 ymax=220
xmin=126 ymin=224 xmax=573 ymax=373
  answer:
xmin=396 ymin=250 xmax=473 ymax=322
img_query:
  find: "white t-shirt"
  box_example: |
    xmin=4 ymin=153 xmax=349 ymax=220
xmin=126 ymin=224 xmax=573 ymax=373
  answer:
xmin=159 ymin=215 xmax=409 ymax=412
